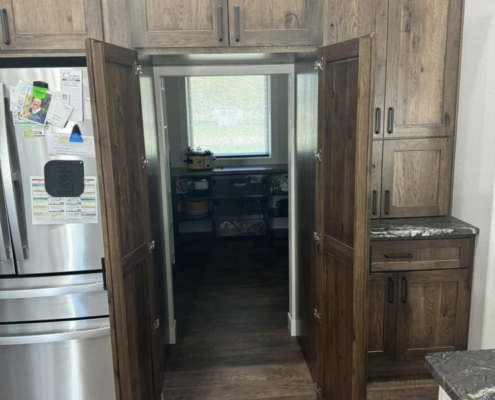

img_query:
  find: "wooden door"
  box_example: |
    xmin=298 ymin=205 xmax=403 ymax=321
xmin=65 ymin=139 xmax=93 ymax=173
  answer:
xmin=368 ymin=273 xmax=398 ymax=366
xmin=371 ymin=141 xmax=383 ymax=219
xmin=382 ymin=138 xmax=453 ymax=218
xmin=228 ymin=0 xmax=322 ymax=47
xmin=130 ymin=0 xmax=229 ymax=48
xmin=86 ymin=39 xmax=162 ymax=400
xmin=316 ymin=36 xmax=375 ymax=400
xmin=0 ymin=0 xmax=102 ymax=51
xmin=384 ymin=0 xmax=464 ymax=138
xmin=396 ymin=269 xmax=471 ymax=362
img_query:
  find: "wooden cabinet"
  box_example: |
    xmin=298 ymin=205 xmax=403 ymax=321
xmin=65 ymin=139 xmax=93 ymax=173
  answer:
xmin=381 ymin=138 xmax=454 ymax=217
xmin=129 ymin=0 xmax=229 ymax=48
xmin=228 ymin=0 xmax=322 ymax=47
xmin=129 ymin=0 xmax=322 ymax=49
xmin=0 ymin=0 xmax=103 ymax=51
xmin=368 ymin=238 xmax=474 ymax=378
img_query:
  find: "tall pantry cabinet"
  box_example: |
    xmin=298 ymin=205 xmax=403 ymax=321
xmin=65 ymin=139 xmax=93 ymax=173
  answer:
xmin=326 ymin=0 xmax=464 ymax=219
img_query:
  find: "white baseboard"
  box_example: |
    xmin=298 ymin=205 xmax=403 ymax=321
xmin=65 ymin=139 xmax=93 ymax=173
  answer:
xmin=165 ymin=319 xmax=177 ymax=344
xmin=287 ymin=313 xmax=300 ymax=336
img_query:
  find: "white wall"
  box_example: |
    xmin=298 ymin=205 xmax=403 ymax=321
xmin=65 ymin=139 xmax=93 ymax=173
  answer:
xmin=452 ymin=1 xmax=495 ymax=349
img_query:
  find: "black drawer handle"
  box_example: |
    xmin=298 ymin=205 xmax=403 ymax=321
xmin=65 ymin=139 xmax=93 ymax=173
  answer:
xmin=235 ymin=6 xmax=240 ymax=42
xmin=401 ymin=276 xmax=409 ymax=303
xmin=388 ymin=277 xmax=395 ymax=304
xmin=217 ymin=5 xmax=224 ymax=42
xmin=384 ymin=190 xmax=391 ymax=215
xmin=372 ymin=190 xmax=378 ymax=216
xmin=0 ymin=9 xmax=10 ymax=45
xmin=387 ymin=107 xmax=395 ymax=134
xmin=375 ymin=108 xmax=381 ymax=134
xmin=384 ymin=253 xmax=413 ymax=259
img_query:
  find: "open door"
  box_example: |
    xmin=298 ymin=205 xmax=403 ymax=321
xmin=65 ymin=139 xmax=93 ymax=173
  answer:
xmin=86 ymin=39 xmax=162 ymax=400
xmin=315 ymin=37 xmax=375 ymax=400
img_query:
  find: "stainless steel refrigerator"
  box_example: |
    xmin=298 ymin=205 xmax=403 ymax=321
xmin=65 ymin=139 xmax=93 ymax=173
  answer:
xmin=0 ymin=68 xmax=115 ymax=400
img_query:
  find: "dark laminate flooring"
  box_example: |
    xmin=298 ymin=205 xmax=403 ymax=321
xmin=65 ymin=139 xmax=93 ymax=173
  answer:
xmin=162 ymin=248 xmax=316 ymax=400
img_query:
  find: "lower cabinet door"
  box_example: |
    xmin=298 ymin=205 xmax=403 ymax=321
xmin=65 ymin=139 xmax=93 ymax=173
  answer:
xmin=368 ymin=273 xmax=398 ymax=365
xmin=396 ymin=269 xmax=470 ymax=362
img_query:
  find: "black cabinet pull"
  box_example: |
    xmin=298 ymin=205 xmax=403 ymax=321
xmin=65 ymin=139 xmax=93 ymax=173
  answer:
xmin=372 ymin=190 xmax=378 ymax=216
xmin=388 ymin=277 xmax=395 ymax=303
xmin=217 ymin=5 xmax=224 ymax=42
xmin=384 ymin=253 xmax=413 ymax=259
xmin=234 ymin=6 xmax=240 ymax=42
xmin=387 ymin=107 xmax=394 ymax=134
xmin=0 ymin=9 xmax=10 ymax=45
xmin=375 ymin=108 xmax=382 ymax=134
xmin=384 ymin=190 xmax=391 ymax=215
xmin=401 ymin=276 xmax=409 ymax=303
xmin=101 ymin=257 xmax=107 ymax=291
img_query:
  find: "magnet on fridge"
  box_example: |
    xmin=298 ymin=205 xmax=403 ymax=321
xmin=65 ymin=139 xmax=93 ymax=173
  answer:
xmin=69 ymin=124 xmax=83 ymax=143
xmin=44 ymin=160 xmax=85 ymax=197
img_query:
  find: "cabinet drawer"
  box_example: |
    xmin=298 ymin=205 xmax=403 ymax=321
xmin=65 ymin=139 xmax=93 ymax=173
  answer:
xmin=371 ymin=239 xmax=474 ymax=272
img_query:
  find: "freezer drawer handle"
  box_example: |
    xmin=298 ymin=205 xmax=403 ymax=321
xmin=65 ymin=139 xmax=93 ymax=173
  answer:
xmin=0 ymin=326 xmax=110 ymax=346
xmin=0 ymin=282 xmax=105 ymax=299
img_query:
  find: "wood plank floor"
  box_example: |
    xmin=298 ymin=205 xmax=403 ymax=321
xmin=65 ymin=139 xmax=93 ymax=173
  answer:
xmin=162 ymin=247 xmax=316 ymax=400
xmin=162 ymin=247 xmax=439 ymax=400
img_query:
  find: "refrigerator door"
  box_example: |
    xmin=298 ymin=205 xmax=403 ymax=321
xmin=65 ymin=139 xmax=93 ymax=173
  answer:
xmin=0 ymin=68 xmax=104 ymax=275
xmin=0 ymin=318 xmax=116 ymax=400
xmin=0 ymin=273 xmax=108 ymax=323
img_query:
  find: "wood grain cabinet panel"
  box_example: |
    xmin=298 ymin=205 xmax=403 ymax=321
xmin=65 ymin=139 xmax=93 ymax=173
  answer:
xmin=129 ymin=0 xmax=229 ymax=48
xmin=228 ymin=0 xmax=322 ymax=47
xmin=382 ymin=138 xmax=453 ymax=218
xmin=396 ymin=269 xmax=470 ymax=362
xmin=384 ymin=0 xmax=464 ymax=138
xmin=0 ymin=0 xmax=102 ymax=51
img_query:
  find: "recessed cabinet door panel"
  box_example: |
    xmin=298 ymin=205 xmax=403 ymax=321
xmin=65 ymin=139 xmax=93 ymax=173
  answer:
xmin=384 ymin=0 xmax=463 ymax=138
xmin=86 ymin=40 xmax=161 ymax=400
xmin=317 ymin=37 xmax=374 ymax=400
xmin=396 ymin=269 xmax=470 ymax=362
xmin=372 ymin=141 xmax=383 ymax=219
xmin=382 ymin=138 xmax=453 ymax=218
xmin=130 ymin=0 xmax=229 ymax=48
xmin=368 ymin=273 xmax=398 ymax=365
xmin=228 ymin=0 xmax=322 ymax=47
xmin=0 ymin=0 xmax=103 ymax=51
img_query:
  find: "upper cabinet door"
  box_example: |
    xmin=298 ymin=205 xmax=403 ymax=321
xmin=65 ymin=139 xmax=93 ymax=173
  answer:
xmin=317 ymin=36 xmax=375 ymax=400
xmin=0 ymin=0 xmax=102 ymax=51
xmin=228 ymin=0 xmax=322 ymax=47
xmin=130 ymin=0 xmax=229 ymax=48
xmin=384 ymin=0 xmax=463 ymax=138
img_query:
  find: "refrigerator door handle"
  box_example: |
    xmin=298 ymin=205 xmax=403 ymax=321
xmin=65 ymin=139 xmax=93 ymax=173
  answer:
xmin=0 ymin=326 xmax=110 ymax=346
xmin=0 ymin=86 xmax=28 ymax=260
xmin=0 ymin=281 xmax=104 ymax=299
xmin=0 ymin=169 xmax=12 ymax=261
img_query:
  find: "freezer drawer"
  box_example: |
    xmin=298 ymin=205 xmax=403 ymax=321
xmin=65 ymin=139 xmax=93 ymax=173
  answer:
xmin=0 ymin=273 xmax=109 ymax=322
xmin=0 ymin=318 xmax=115 ymax=400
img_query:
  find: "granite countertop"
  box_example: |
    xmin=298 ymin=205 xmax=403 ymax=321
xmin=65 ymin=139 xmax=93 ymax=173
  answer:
xmin=426 ymin=350 xmax=495 ymax=400
xmin=170 ymin=164 xmax=288 ymax=180
xmin=371 ymin=216 xmax=479 ymax=240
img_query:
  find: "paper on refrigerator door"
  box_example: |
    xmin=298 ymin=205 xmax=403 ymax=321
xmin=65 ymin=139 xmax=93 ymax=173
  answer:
xmin=47 ymin=132 xmax=95 ymax=158
xmin=31 ymin=176 xmax=99 ymax=225
xmin=10 ymin=80 xmax=31 ymax=112
xmin=60 ymin=69 xmax=83 ymax=121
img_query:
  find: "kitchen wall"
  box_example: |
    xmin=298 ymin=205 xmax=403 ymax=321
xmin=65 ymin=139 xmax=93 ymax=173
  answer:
xmin=453 ymin=0 xmax=495 ymax=349
xmin=163 ymin=75 xmax=289 ymax=167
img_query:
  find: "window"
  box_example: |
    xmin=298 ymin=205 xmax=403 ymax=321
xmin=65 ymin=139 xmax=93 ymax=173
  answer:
xmin=186 ymin=75 xmax=270 ymax=158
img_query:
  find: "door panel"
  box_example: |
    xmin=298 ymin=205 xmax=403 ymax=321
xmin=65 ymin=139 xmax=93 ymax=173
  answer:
xmin=368 ymin=273 xmax=397 ymax=365
xmin=396 ymin=269 xmax=470 ymax=362
xmin=384 ymin=0 xmax=463 ymax=138
xmin=229 ymin=0 xmax=322 ymax=47
xmin=317 ymin=37 xmax=375 ymax=400
xmin=86 ymin=39 xmax=161 ymax=400
xmin=382 ymin=138 xmax=453 ymax=217
xmin=371 ymin=141 xmax=383 ymax=219
xmin=130 ymin=0 xmax=229 ymax=48
xmin=0 ymin=0 xmax=103 ymax=51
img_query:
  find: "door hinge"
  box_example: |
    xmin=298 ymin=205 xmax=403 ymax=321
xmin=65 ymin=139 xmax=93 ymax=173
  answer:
xmin=313 ymin=150 xmax=322 ymax=162
xmin=153 ymin=318 xmax=160 ymax=335
xmin=148 ymin=240 xmax=156 ymax=254
xmin=134 ymin=62 xmax=143 ymax=75
xmin=313 ymin=232 xmax=321 ymax=248
xmin=141 ymin=156 xmax=150 ymax=169
xmin=314 ymin=59 xmax=323 ymax=71
xmin=313 ymin=309 xmax=322 ymax=323
xmin=314 ymin=382 xmax=322 ymax=398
